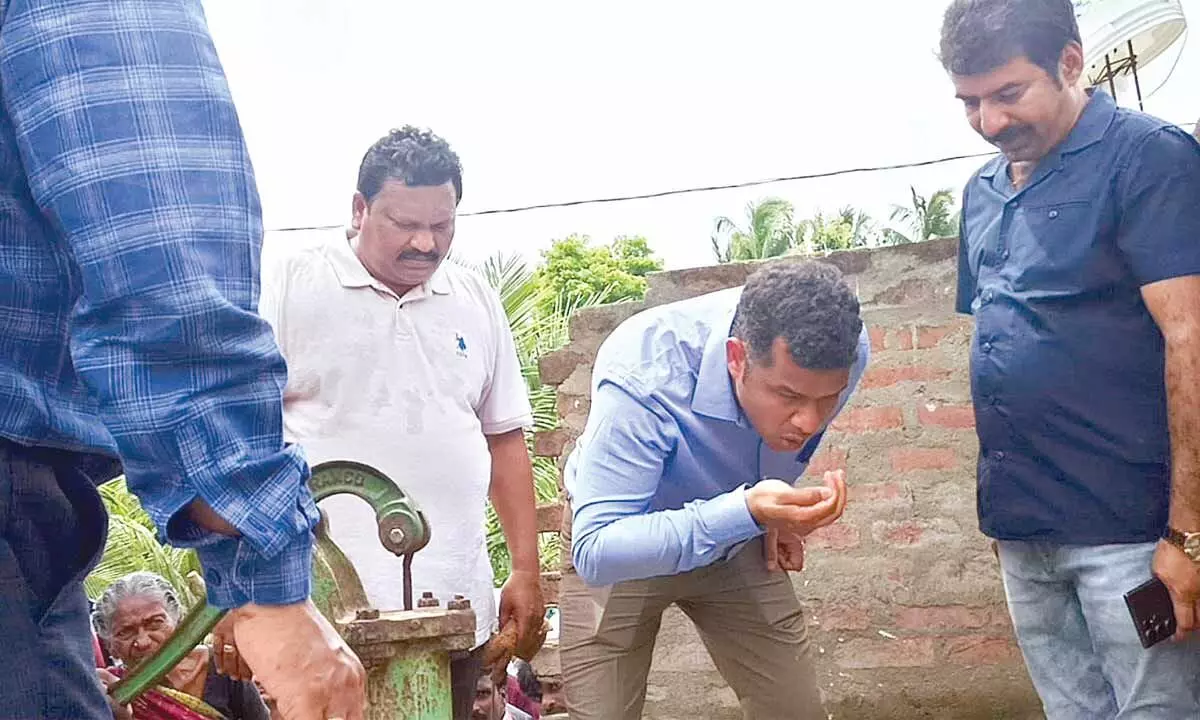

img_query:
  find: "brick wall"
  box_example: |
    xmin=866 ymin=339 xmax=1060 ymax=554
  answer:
xmin=536 ymin=238 xmax=1043 ymax=719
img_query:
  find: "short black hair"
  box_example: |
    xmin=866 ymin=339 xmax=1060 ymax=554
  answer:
xmin=939 ymin=0 xmax=1081 ymax=79
xmin=514 ymin=660 xmax=542 ymax=702
xmin=732 ymin=261 xmax=863 ymax=370
xmin=357 ymin=125 xmax=463 ymax=204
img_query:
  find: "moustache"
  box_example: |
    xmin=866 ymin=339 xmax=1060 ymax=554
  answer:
xmin=399 ymin=250 xmax=440 ymax=262
xmin=983 ymin=126 xmax=1032 ymax=147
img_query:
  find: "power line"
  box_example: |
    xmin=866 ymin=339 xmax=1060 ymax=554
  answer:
xmin=268 ymin=120 xmax=1199 ymax=232
xmin=268 ymin=149 xmax=996 ymax=232
xmin=271 ymin=222 xmax=342 ymax=233
xmin=456 ymin=150 xmax=998 ymax=217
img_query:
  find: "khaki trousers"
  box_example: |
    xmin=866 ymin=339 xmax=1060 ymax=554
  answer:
xmin=559 ymin=538 xmax=824 ymax=720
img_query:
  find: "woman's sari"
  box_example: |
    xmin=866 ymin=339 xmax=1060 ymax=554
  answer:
xmin=107 ymin=665 xmax=228 ymax=720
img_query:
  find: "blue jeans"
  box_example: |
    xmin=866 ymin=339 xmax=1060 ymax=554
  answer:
xmin=0 ymin=439 xmax=112 ymax=718
xmin=998 ymin=540 xmax=1200 ymax=719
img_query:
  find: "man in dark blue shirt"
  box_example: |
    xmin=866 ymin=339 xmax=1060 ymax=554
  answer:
xmin=941 ymin=0 xmax=1200 ymax=717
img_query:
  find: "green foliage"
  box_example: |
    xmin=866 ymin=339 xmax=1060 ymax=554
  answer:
xmin=462 ymin=250 xmax=621 ymax=585
xmin=714 ymin=189 xmax=959 ymax=262
xmin=85 ymin=478 xmax=204 ymax=609
xmin=711 ymin=198 xmax=878 ymax=260
xmin=882 ymin=186 xmax=959 ymax=245
xmin=532 ymin=234 xmax=663 ymax=314
xmin=711 ymin=197 xmax=798 ymax=263
xmin=610 ymin=235 xmax=661 ymax=277
xmin=795 ymin=206 xmax=878 ymax=254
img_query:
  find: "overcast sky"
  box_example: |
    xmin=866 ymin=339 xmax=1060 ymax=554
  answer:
xmin=201 ymin=0 xmax=1199 ymax=270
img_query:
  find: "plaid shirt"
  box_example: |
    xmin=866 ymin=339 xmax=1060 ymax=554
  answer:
xmin=0 ymin=0 xmax=318 ymax=607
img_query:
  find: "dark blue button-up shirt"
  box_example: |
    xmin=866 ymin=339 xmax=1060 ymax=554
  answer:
xmin=0 ymin=0 xmax=318 ymax=606
xmin=957 ymin=90 xmax=1200 ymax=544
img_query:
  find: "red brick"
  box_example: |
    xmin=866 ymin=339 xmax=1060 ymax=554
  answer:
xmin=533 ymin=429 xmax=572 ymax=457
xmin=813 ymin=605 xmax=872 ymax=631
xmin=893 ymin=606 xmax=990 ymax=631
xmin=831 ymin=407 xmax=904 ymax=433
xmin=989 ymin=607 xmax=1014 ymax=629
xmin=808 ymin=523 xmax=861 ymax=550
xmin=836 ymin=638 xmax=936 ymax=669
xmin=536 ymin=502 xmax=565 ymax=534
xmin=849 ymin=482 xmax=904 ymax=502
xmin=890 ymin=447 xmax=958 ymax=472
xmin=916 ymin=325 xmax=955 ymax=349
xmin=807 ymin=448 xmax=847 ymax=475
xmin=558 ymin=392 xmax=590 ymax=419
xmin=868 ymin=326 xmax=887 ymax=352
xmin=894 ymin=328 xmax=915 ymax=350
xmin=861 ymin=366 xmax=953 ymax=389
xmin=943 ymin=636 xmax=1021 ymax=665
xmin=918 ymin=403 xmax=976 ymax=429
xmin=882 ymin=521 xmax=925 ymax=547
xmin=538 ymin=349 xmax=586 ymax=386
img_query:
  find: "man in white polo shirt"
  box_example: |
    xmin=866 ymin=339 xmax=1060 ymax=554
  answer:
xmin=260 ymin=126 xmax=544 ymax=719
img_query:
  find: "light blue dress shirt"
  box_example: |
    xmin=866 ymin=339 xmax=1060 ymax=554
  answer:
xmin=564 ymin=286 xmax=870 ymax=586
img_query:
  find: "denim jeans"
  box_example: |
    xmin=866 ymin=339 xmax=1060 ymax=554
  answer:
xmin=0 ymin=439 xmax=112 ymax=718
xmin=998 ymin=540 xmax=1200 ymax=719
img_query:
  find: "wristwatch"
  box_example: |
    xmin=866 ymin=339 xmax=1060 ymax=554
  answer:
xmin=1163 ymin=526 xmax=1200 ymax=562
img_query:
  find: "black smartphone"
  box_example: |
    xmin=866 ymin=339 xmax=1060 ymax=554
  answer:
xmin=1123 ymin=576 xmax=1177 ymax=649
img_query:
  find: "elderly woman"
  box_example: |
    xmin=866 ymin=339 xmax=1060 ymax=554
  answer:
xmin=92 ymin=572 xmax=270 ymax=720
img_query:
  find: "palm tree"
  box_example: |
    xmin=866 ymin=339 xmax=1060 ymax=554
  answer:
xmin=883 ymin=187 xmax=959 ymax=244
xmin=465 ymin=253 xmax=611 ymax=584
xmin=711 ymin=198 xmax=797 ymax=263
xmin=86 ymin=478 xmax=204 ymax=608
xmin=795 ymin=206 xmax=877 ymax=254
xmin=836 ymin=206 xmax=877 ymax=247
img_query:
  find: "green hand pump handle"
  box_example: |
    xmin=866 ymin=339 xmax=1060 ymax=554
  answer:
xmin=109 ymin=460 xmax=430 ymax=706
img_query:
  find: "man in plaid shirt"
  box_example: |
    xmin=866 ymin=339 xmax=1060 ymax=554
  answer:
xmin=0 ymin=2 xmax=364 ymax=717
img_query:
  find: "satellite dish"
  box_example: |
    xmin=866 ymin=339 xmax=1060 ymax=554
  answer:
xmin=1075 ymin=0 xmax=1188 ymax=108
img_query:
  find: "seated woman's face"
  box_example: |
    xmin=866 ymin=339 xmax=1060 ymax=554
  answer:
xmin=109 ymin=595 xmax=177 ymax=666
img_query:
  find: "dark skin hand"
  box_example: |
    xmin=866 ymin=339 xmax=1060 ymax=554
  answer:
xmin=1142 ymin=276 xmax=1200 ymax=639
xmin=96 ymin=668 xmax=132 ymax=720
xmin=761 ymin=470 xmax=847 ymax=572
xmin=764 ymin=528 xmax=806 ymax=572
xmin=180 ymin=501 xmax=368 ymax=719
xmin=211 ymin=613 xmax=254 ymax=681
xmin=487 ymin=429 xmax=545 ymax=653
xmin=748 ymin=470 xmax=848 ymax=539
xmin=185 ymin=499 xmax=240 ymax=537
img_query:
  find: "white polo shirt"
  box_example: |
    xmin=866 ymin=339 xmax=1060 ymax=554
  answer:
xmin=260 ymin=235 xmax=533 ymax=647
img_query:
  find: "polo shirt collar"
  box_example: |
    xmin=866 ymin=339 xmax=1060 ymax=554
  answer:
xmin=1057 ymin=88 xmax=1116 ymax=155
xmin=691 ymin=305 xmax=748 ymax=426
xmin=326 ymin=234 xmax=452 ymax=299
xmin=979 ymin=89 xmax=1116 ymax=183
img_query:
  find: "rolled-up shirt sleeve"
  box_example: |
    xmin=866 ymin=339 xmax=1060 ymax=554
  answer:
xmin=0 ymin=0 xmax=318 ymax=607
xmin=566 ymin=380 xmax=763 ymax=586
